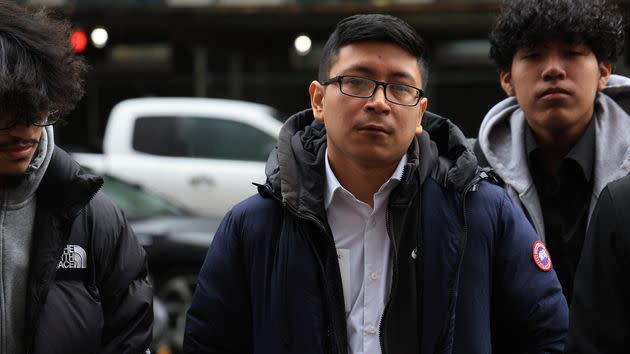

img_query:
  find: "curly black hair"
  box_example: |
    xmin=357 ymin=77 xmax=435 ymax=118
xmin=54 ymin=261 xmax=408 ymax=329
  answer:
xmin=489 ymin=0 xmax=625 ymax=71
xmin=0 ymin=0 xmax=88 ymax=123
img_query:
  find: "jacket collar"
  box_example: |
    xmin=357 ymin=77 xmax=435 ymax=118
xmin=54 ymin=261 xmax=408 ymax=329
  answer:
xmin=525 ymin=116 xmax=595 ymax=184
xmin=422 ymin=111 xmax=478 ymax=191
xmin=37 ymin=147 xmax=103 ymax=221
xmin=323 ymin=150 xmax=407 ymax=209
xmin=262 ymin=109 xmax=478 ymax=217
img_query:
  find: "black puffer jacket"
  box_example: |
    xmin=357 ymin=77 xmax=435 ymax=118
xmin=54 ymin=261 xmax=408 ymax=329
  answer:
xmin=26 ymin=147 xmax=153 ymax=354
xmin=567 ymin=174 xmax=630 ymax=354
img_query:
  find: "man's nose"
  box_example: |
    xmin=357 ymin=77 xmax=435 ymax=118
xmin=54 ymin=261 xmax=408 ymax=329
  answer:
xmin=541 ymin=55 xmax=567 ymax=81
xmin=366 ymin=85 xmax=391 ymax=111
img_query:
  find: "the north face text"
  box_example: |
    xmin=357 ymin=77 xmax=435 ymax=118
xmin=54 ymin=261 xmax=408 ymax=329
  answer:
xmin=58 ymin=245 xmax=87 ymax=269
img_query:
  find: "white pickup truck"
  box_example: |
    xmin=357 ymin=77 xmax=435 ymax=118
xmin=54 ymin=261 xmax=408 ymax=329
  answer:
xmin=73 ymin=97 xmax=283 ymax=216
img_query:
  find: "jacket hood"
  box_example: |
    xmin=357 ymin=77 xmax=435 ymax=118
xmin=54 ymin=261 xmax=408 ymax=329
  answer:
xmin=423 ymin=111 xmax=479 ymax=190
xmin=601 ymin=74 xmax=630 ymax=104
xmin=477 ymin=74 xmax=630 ymax=238
xmin=261 ymin=109 xmax=478 ymax=216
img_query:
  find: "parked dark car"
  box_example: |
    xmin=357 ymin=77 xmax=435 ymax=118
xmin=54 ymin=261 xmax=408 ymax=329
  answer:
xmin=96 ymin=171 xmax=219 ymax=353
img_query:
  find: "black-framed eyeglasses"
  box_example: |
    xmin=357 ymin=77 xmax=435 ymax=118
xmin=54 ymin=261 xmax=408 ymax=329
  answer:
xmin=321 ymin=75 xmax=424 ymax=107
xmin=0 ymin=112 xmax=59 ymax=131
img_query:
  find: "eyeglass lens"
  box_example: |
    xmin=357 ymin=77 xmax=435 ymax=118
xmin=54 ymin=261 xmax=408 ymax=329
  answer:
xmin=0 ymin=115 xmax=55 ymax=130
xmin=339 ymin=76 xmax=419 ymax=105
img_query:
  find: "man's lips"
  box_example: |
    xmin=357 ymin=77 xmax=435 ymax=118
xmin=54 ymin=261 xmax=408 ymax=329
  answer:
xmin=357 ymin=123 xmax=391 ymax=134
xmin=538 ymin=87 xmax=571 ymax=99
xmin=0 ymin=140 xmax=39 ymax=159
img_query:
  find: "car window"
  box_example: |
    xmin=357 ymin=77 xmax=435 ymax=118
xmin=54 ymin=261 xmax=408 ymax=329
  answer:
xmin=133 ymin=116 xmax=188 ymax=157
xmin=133 ymin=116 xmax=276 ymax=161
xmin=184 ymin=117 xmax=276 ymax=161
xmin=101 ymin=175 xmax=185 ymax=219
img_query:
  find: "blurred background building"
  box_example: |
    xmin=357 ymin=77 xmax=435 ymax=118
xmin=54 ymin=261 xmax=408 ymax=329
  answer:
xmin=18 ymin=0 xmax=630 ymax=150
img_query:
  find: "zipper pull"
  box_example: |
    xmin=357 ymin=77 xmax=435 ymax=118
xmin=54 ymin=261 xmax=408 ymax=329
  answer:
xmin=411 ymin=247 xmax=424 ymax=261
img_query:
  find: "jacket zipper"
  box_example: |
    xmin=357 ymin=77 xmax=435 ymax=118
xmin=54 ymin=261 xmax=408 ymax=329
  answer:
xmin=283 ymin=200 xmax=345 ymax=354
xmin=378 ymin=165 xmax=410 ymax=354
xmin=432 ymin=175 xmax=480 ymax=353
xmin=378 ymin=207 xmax=398 ymax=354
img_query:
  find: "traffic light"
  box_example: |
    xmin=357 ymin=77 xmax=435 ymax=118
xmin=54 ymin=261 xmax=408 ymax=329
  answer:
xmin=70 ymin=29 xmax=88 ymax=54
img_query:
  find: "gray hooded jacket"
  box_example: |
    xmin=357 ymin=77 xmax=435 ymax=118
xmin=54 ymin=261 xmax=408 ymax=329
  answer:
xmin=477 ymin=74 xmax=630 ymax=241
xmin=0 ymin=126 xmax=53 ymax=354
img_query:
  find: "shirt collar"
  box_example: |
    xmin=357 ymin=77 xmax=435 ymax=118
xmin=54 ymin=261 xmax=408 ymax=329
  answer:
xmin=526 ymin=116 xmax=595 ymax=181
xmin=324 ymin=149 xmax=408 ymax=209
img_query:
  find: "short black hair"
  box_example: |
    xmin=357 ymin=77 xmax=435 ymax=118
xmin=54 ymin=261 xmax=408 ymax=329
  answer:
xmin=0 ymin=0 xmax=88 ymax=122
xmin=318 ymin=14 xmax=429 ymax=88
xmin=489 ymin=0 xmax=625 ymax=71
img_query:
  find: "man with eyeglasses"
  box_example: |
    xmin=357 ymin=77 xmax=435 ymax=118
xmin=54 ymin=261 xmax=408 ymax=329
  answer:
xmin=0 ymin=2 xmax=152 ymax=353
xmin=185 ymin=13 xmax=567 ymax=354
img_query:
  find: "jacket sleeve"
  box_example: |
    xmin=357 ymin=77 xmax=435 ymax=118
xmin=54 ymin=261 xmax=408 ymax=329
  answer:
xmin=492 ymin=192 xmax=568 ymax=353
xmin=95 ymin=196 xmax=154 ymax=354
xmin=566 ymin=186 xmax=630 ymax=353
xmin=184 ymin=210 xmax=253 ymax=354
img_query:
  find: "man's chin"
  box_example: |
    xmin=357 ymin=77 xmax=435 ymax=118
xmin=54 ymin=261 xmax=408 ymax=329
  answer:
xmin=0 ymin=167 xmax=31 ymax=187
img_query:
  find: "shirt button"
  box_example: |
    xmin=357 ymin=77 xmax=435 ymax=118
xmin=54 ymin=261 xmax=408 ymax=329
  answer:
xmin=366 ymin=324 xmax=377 ymax=334
xmin=370 ymin=272 xmax=379 ymax=280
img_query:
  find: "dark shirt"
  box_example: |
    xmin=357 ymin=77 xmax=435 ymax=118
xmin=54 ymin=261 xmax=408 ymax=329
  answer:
xmin=526 ymin=119 xmax=595 ymax=304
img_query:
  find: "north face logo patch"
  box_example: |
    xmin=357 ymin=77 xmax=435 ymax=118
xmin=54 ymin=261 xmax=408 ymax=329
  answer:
xmin=58 ymin=245 xmax=87 ymax=269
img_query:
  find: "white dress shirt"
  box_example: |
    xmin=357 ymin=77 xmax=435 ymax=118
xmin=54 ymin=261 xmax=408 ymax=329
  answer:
xmin=324 ymin=151 xmax=407 ymax=354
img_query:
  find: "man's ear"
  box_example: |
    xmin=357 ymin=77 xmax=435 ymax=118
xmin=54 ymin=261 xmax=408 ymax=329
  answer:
xmin=415 ymin=97 xmax=428 ymax=136
xmin=309 ymin=81 xmax=325 ymax=122
xmin=499 ymin=71 xmax=515 ymax=97
xmin=597 ymin=61 xmax=612 ymax=91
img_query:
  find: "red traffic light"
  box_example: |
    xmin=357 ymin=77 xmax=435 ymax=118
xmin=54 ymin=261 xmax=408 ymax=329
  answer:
xmin=70 ymin=30 xmax=87 ymax=54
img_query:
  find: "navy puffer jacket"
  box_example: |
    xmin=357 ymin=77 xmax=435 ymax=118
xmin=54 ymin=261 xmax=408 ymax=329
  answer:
xmin=184 ymin=110 xmax=567 ymax=354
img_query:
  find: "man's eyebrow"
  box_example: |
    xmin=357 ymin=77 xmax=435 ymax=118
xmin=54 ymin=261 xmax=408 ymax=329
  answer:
xmin=338 ymin=65 xmax=374 ymax=76
xmin=339 ymin=65 xmax=415 ymax=81
xmin=389 ymin=72 xmax=415 ymax=81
